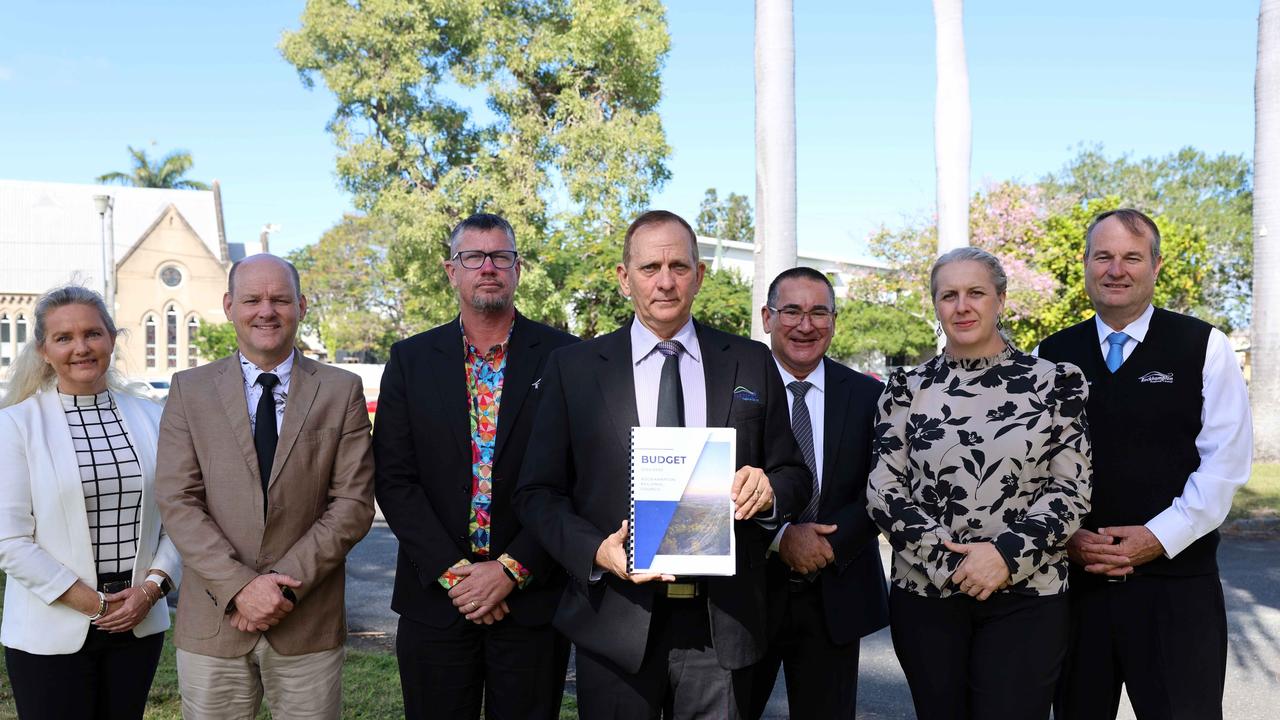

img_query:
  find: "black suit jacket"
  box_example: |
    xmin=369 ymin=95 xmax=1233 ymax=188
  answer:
xmin=513 ymin=318 xmax=811 ymax=674
xmin=373 ymin=312 xmax=578 ymax=628
xmin=765 ymin=358 xmax=890 ymax=645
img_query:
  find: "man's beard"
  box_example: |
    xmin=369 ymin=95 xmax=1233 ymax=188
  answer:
xmin=469 ymin=289 xmax=513 ymax=313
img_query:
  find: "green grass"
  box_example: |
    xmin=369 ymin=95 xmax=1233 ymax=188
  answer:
xmin=1228 ymin=462 xmax=1280 ymax=521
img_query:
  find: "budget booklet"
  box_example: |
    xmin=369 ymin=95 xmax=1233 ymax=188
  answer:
xmin=629 ymin=426 xmax=737 ymax=576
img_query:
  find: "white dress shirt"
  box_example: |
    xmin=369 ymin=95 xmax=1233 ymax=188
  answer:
xmin=1091 ymin=304 xmax=1254 ymax=558
xmin=631 ymin=317 xmax=706 ymax=427
xmin=239 ymin=352 xmax=294 ymax=435
xmin=769 ymin=358 xmax=826 ymax=552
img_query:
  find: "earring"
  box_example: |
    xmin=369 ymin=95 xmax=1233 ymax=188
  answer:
xmin=996 ymin=316 xmax=1007 ymax=334
xmin=934 ymin=322 xmax=943 ymax=338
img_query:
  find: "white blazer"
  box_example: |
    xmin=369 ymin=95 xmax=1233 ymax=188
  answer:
xmin=0 ymin=387 xmax=182 ymax=655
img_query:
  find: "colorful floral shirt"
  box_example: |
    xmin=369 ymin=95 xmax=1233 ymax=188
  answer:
xmin=436 ymin=322 xmax=530 ymax=590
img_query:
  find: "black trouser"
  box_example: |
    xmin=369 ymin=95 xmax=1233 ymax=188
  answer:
xmin=395 ymin=612 xmax=570 ymax=720
xmin=5 ymin=626 xmax=164 ymax=720
xmin=1054 ymin=573 xmax=1227 ymax=720
xmin=889 ymin=586 xmax=1069 ymax=720
xmin=575 ymin=594 xmax=752 ymax=720
xmin=748 ymin=581 xmax=860 ymax=720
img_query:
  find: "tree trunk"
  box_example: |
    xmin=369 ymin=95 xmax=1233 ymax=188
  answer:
xmin=1253 ymin=0 xmax=1280 ymax=461
xmin=752 ymin=0 xmax=797 ymax=340
xmin=933 ymin=0 xmax=971 ymax=255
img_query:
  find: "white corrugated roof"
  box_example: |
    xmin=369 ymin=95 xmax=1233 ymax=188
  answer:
xmin=0 ymin=179 xmax=224 ymax=295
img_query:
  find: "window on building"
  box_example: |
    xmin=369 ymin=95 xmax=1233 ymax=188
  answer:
xmin=145 ymin=315 xmax=157 ymax=369
xmin=166 ymin=306 xmax=178 ymax=369
xmin=15 ymin=314 xmax=27 ymax=355
xmin=187 ymin=315 xmax=200 ymax=368
xmin=0 ymin=313 xmax=10 ymax=368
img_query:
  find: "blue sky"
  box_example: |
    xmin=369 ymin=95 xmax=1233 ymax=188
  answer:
xmin=0 ymin=1 xmax=1259 ymax=260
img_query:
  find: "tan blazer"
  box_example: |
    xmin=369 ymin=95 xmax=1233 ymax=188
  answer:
xmin=155 ymin=351 xmax=374 ymax=658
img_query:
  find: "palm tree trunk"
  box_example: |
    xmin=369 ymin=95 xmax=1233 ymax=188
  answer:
xmin=1253 ymin=0 xmax=1280 ymax=461
xmin=752 ymin=0 xmax=797 ymax=340
xmin=933 ymin=0 xmax=971 ymax=255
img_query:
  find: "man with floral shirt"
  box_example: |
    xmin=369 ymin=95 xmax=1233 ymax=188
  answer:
xmin=373 ymin=213 xmax=577 ymax=719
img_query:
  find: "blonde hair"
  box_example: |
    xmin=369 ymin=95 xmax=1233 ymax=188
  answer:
xmin=1 ymin=285 xmax=147 ymax=408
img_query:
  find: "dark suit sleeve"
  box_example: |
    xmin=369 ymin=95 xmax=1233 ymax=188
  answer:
xmin=825 ymin=376 xmax=884 ymax=570
xmin=513 ymin=349 xmax=607 ymax=583
xmin=761 ymin=351 xmax=812 ymax=524
xmin=372 ymin=343 xmax=467 ymax=586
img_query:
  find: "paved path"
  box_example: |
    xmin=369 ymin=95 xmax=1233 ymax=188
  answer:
xmin=346 ymin=527 xmax=1280 ymax=718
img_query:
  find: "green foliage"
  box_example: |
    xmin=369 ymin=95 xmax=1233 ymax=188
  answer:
xmin=288 ymin=214 xmax=410 ymax=361
xmin=189 ymin=322 xmax=239 ymax=360
xmin=695 ymin=188 xmax=754 ymax=244
xmin=693 ymin=267 xmax=752 ymax=336
xmin=829 ymin=299 xmax=935 ymax=364
xmin=97 ymin=145 xmax=210 ymax=190
xmin=1042 ymin=145 xmax=1252 ymax=328
xmin=280 ymin=0 xmax=671 ymax=338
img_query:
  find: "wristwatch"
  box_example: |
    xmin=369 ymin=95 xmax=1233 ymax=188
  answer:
xmin=145 ymin=573 xmax=173 ymax=598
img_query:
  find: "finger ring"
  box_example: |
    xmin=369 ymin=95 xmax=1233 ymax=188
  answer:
xmin=469 ymin=601 xmax=477 ymax=610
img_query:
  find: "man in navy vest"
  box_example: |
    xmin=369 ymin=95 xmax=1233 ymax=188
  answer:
xmin=1039 ymin=209 xmax=1252 ymax=720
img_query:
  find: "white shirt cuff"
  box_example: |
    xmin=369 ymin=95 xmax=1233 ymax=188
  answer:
xmin=768 ymin=522 xmax=792 ymax=555
xmin=1145 ymin=508 xmax=1198 ymax=559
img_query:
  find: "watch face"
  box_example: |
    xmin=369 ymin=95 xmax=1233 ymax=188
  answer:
xmin=160 ymin=265 xmax=182 ymax=288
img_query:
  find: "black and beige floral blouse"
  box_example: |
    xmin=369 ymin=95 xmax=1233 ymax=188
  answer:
xmin=867 ymin=346 xmax=1091 ymax=598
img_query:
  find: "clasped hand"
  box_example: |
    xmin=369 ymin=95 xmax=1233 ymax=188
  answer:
xmin=1066 ymin=525 xmax=1164 ymax=577
xmin=229 ymin=573 xmax=301 ymax=633
xmin=945 ymin=541 xmax=1010 ymax=601
xmin=94 ymin=586 xmax=154 ymax=633
xmin=779 ymin=523 xmax=837 ymax=575
xmin=447 ymin=561 xmax=515 ymax=625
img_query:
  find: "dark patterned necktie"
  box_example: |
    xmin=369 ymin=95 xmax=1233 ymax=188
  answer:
xmin=788 ymin=380 xmax=820 ymax=523
xmin=254 ymin=373 xmax=280 ymax=507
xmin=655 ymin=340 xmax=685 ymax=427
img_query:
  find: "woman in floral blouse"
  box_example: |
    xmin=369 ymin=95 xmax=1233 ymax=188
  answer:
xmin=867 ymin=247 xmax=1091 ymax=720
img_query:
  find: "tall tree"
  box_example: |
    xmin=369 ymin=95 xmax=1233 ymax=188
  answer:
xmin=932 ymin=0 xmax=971 ymax=255
xmin=695 ymin=188 xmax=755 ymax=244
xmin=288 ymin=214 xmax=410 ymax=362
xmin=1254 ymin=0 xmax=1280 ymax=461
xmin=280 ymin=0 xmax=670 ymax=338
xmin=753 ymin=0 xmax=797 ymax=340
xmin=97 ymin=145 xmax=210 ymax=190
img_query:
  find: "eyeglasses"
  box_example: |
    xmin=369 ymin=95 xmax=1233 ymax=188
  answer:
xmin=451 ymin=250 xmax=519 ymax=270
xmin=768 ymin=306 xmax=835 ymax=328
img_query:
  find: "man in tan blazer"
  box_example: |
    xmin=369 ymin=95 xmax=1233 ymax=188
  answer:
xmin=156 ymin=254 xmax=375 ymax=719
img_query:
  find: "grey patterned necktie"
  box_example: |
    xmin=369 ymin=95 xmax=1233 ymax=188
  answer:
xmin=655 ymin=340 xmax=685 ymax=427
xmin=788 ymin=380 xmax=820 ymax=523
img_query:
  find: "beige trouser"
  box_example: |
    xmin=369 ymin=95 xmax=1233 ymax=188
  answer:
xmin=176 ymin=636 xmax=344 ymax=720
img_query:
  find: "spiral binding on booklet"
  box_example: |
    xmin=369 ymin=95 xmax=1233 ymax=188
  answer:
xmin=628 ymin=426 xmax=638 ymax=573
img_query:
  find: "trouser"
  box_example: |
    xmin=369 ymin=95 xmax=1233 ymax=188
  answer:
xmin=175 ymin=636 xmax=345 ymax=719
xmin=747 ymin=580 xmax=860 ymax=719
xmin=575 ymin=594 xmax=752 ymax=720
xmin=1054 ymin=573 xmax=1227 ymax=720
xmin=395 ymin=613 xmax=570 ymax=720
xmin=5 ymin=625 xmax=164 ymax=720
xmin=889 ymin=586 xmax=1069 ymax=720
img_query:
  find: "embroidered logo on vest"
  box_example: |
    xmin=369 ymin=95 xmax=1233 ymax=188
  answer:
xmin=1138 ymin=371 xmax=1174 ymax=384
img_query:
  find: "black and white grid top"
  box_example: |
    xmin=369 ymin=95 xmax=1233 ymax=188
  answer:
xmin=61 ymin=390 xmax=143 ymax=577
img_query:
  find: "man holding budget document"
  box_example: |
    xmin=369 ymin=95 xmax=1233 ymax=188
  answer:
xmin=514 ymin=210 xmax=810 ymax=719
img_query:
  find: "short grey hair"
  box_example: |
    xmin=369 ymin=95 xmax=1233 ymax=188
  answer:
xmin=929 ymin=247 xmax=1008 ymax=301
xmin=1084 ymin=208 xmax=1161 ymax=264
xmin=449 ymin=213 xmax=517 ymax=255
xmin=228 ymin=254 xmax=302 ymax=298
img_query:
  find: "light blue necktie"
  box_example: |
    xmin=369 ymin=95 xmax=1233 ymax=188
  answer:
xmin=1105 ymin=332 xmax=1130 ymax=373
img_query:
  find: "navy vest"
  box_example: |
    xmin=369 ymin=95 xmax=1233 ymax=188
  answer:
xmin=1039 ymin=308 xmax=1216 ymax=578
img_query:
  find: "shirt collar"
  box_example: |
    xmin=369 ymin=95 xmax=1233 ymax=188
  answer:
xmin=1094 ymin=303 xmax=1155 ymax=344
xmin=630 ymin=316 xmax=701 ymax=365
xmin=774 ymin=356 xmax=826 ymax=394
xmin=460 ymin=317 xmax=514 ymax=357
xmin=239 ymin=351 xmax=295 ymax=389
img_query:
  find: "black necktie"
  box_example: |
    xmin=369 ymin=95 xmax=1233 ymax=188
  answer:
xmin=788 ymin=380 xmax=820 ymax=523
xmin=655 ymin=340 xmax=685 ymax=427
xmin=254 ymin=373 xmax=280 ymax=507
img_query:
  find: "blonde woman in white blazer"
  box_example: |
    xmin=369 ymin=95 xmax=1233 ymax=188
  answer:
xmin=0 ymin=285 xmax=181 ymax=719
